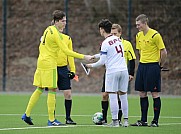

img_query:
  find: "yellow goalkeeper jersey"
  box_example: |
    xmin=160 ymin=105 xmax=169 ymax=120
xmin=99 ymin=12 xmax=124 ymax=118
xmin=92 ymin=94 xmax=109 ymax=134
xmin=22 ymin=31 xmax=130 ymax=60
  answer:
xmin=37 ymin=25 xmax=84 ymax=70
xmin=121 ymin=38 xmax=136 ymax=65
xmin=136 ymin=28 xmax=165 ymax=63
xmin=57 ymin=34 xmax=76 ymax=73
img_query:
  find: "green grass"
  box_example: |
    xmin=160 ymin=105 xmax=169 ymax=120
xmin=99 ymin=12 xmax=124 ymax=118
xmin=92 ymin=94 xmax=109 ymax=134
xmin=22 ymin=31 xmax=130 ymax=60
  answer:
xmin=0 ymin=93 xmax=181 ymax=134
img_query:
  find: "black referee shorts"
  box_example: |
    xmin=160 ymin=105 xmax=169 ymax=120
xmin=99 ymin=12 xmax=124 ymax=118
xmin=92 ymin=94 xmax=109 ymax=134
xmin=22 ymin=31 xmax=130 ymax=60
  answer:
xmin=135 ymin=62 xmax=161 ymax=92
xmin=57 ymin=66 xmax=71 ymax=90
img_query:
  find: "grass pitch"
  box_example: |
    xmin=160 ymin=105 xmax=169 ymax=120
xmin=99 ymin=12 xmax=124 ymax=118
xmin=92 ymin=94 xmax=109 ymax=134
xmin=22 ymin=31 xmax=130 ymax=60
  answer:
xmin=0 ymin=92 xmax=180 ymax=134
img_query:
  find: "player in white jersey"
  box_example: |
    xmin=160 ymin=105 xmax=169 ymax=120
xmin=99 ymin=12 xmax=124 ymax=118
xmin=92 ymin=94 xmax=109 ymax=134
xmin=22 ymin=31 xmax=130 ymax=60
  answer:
xmin=86 ymin=19 xmax=129 ymax=127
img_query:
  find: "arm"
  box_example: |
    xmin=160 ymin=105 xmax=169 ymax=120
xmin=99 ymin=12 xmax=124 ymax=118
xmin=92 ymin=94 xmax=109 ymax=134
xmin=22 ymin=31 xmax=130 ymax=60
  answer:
xmin=159 ymin=48 xmax=167 ymax=67
xmin=54 ymin=27 xmax=92 ymax=60
xmin=126 ymin=41 xmax=136 ymax=78
xmin=58 ymin=37 xmax=93 ymax=61
xmin=58 ymin=39 xmax=84 ymax=59
xmin=154 ymin=33 xmax=167 ymax=67
xmin=129 ymin=59 xmax=135 ymax=76
xmin=93 ymin=53 xmax=101 ymax=59
xmin=67 ymin=37 xmax=76 ymax=73
xmin=86 ymin=54 xmax=106 ymax=68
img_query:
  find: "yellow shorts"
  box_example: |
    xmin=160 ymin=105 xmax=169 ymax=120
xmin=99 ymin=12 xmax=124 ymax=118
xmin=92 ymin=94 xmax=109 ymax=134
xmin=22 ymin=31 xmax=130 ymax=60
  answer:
xmin=33 ymin=68 xmax=57 ymax=88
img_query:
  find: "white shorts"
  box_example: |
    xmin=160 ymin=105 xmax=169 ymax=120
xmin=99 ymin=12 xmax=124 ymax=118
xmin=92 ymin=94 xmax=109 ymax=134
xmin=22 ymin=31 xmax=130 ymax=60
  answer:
xmin=105 ymin=70 xmax=129 ymax=93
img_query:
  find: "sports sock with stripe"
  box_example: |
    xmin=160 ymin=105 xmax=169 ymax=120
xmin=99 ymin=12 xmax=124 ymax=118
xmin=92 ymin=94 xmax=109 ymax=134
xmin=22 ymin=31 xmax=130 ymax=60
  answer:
xmin=153 ymin=97 xmax=161 ymax=122
xmin=118 ymin=100 xmax=123 ymax=121
xmin=47 ymin=90 xmax=56 ymax=122
xmin=109 ymin=94 xmax=118 ymax=120
xmin=65 ymin=99 xmax=72 ymax=119
xmin=101 ymin=101 xmax=109 ymax=121
xmin=25 ymin=87 xmax=43 ymax=117
xmin=119 ymin=94 xmax=128 ymax=119
xmin=140 ymin=97 xmax=149 ymax=122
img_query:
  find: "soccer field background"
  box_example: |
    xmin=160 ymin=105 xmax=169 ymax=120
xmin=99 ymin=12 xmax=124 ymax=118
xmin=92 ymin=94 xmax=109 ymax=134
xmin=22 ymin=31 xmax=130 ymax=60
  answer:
xmin=0 ymin=93 xmax=180 ymax=134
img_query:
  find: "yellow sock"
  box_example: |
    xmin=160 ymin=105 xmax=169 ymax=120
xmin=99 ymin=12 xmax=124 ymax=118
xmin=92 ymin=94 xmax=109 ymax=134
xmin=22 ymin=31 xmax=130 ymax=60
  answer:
xmin=25 ymin=87 xmax=43 ymax=116
xmin=47 ymin=91 xmax=56 ymax=122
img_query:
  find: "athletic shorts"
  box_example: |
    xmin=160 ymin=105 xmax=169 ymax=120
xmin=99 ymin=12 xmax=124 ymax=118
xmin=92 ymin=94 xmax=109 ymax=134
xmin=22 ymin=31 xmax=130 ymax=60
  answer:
xmin=57 ymin=66 xmax=71 ymax=90
xmin=33 ymin=68 xmax=57 ymax=88
xmin=135 ymin=62 xmax=161 ymax=92
xmin=105 ymin=70 xmax=129 ymax=93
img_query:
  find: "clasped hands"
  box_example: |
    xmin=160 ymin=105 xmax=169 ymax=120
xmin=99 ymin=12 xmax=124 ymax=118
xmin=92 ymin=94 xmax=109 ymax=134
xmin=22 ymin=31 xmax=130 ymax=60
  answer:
xmin=83 ymin=55 xmax=96 ymax=68
xmin=84 ymin=55 xmax=95 ymax=62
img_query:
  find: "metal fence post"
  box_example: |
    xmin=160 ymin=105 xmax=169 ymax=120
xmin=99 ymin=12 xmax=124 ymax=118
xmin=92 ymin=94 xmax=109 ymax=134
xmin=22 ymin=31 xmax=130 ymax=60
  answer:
xmin=2 ymin=0 xmax=7 ymax=92
xmin=64 ymin=0 xmax=69 ymax=34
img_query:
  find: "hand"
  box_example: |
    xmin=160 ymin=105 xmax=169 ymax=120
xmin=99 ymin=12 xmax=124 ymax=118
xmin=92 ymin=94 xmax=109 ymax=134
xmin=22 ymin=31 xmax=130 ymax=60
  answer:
xmin=129 ymin=75 xmax=134 ymax=81
xmin=86 ymin=64 xmax=92 ymax=68
xmin=91 ymin=55 xmax=97 ymax=61
xmin=84 ymin=55 xmax=94 ymax=62
xmin=68 ymin=72 xmax=75 ymax=79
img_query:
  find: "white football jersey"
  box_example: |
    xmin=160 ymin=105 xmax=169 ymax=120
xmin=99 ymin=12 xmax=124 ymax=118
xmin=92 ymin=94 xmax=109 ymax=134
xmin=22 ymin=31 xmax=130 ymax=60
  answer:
xmin=101 ymin=35 xmax=127 ymax=74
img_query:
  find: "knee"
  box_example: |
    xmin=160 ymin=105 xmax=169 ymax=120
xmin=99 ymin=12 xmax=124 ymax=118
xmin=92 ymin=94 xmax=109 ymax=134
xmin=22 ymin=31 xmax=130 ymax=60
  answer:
xmin=139 ymin=91 xmax=147 ymax=98
xmin=48 ymin=88 xmax=57 ymax=92
xmin=102 ymin=92 xmax=109 ymax=101
xmin=151 ymin=92 xmax=159 ymax=98
xmin=118 ymin=91 xmax=127 ymax=95
xmin=51 ymin=88 xmax=57 ymax=92
xmin=64 ymin=90 xmax=72 ymax=100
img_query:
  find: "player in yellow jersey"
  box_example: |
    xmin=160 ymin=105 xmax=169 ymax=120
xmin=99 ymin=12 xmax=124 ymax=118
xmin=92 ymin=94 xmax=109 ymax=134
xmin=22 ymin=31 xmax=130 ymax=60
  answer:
xmin=22 ymin=10 xmax=93 ymax=126
xmin=130 ymin=14 xmax=167 ymax=127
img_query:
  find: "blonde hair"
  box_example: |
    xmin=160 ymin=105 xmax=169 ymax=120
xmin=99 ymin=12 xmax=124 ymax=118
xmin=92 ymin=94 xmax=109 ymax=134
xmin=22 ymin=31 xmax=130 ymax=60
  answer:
xmin=111 ymin=24 xmax=122 ymax=33
xmin=136 ymin=14 xmax=149 ymax=24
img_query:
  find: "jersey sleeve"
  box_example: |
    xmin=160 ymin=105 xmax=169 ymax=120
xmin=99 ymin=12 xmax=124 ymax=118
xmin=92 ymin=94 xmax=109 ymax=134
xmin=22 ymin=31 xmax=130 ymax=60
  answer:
xmin=55 ymin=32 xmax=84 ymax=59
xmin=127 ymin=42 xmax=136 ymax=60
xmin=91 ymin=54 xmax=106 ymax=67
xmin=136 ymin=33 xmax=141 ymax=50
xmin=100 ymin=42 xmax=108 ymax=55
xmin=154 ymin=33 xmax=165 ymax=50
xmin=67 ymin=37 xmax=76 ymax=73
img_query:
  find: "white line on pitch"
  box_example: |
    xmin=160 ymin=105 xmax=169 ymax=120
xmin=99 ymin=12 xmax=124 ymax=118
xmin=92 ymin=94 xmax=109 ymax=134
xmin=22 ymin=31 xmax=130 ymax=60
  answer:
xmin=1 ymin=123 xmax=181 ymax=131
xmin=0 ymin=125 xmax=101 ymax=131
xmin=0 ymin=114 xmax=181 ymax=119
xmin=160 ymin=123 xmax=181 ymax=125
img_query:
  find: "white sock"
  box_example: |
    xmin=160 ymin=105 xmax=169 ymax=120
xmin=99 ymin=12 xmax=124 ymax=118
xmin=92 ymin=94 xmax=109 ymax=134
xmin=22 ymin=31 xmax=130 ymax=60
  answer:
xmin=109 ymin=94 xmax=119 ymax=120
xmin=119 ymin=94 xmax=128 ymax=119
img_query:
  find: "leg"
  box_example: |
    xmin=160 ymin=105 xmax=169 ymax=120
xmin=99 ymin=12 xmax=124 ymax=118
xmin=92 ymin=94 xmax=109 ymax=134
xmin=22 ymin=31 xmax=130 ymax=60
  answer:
xmin=150 ymin=64 xmax=161 ymax=127
xmin=131 ymin=63 xmax=149 ymax=126
xmin=47 ymin=88 xmax=56 ymax=122
xmin=117 ymin=94 xmax=122 ymax=122
xmin=64 ymin=89 xmax=76 ymax=125
xmin=150 ymin=92 xmax=161 ymax=127
xmin=64 ymin=89 xmax=72 ymax=119
xmin=57 ymin=66 xmax=76 ymax=125
xmin=139 ymin=91 xmax=149 ymax=122
xmin=118 ymin=92 xmax=129 ymax=127
xmin=117 ymin=70 xmax=129 ymax=127
xmin=101 ymin=72 xmax=109 ymax=124
xmin=47 ymin=88 xmax=65 ymax=126
xmin=102 ymin=92 xmax=109 ymax=123
xmin=22 ymin=87 xmax=43 ymax=125
xmin=130 ymin=91 xmax=148 ymax=126
xmin=25 ymin=87 xmax=44 ymax=116
xmin=108 ymin=93 xmax=119 ymax=127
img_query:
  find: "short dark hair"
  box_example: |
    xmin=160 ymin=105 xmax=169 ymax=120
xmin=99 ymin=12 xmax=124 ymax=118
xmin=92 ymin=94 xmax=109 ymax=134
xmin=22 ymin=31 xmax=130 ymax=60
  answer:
xmin=98 ymin=19 xmax=112 ymax=33
xmin=52 ymin=10 xmax=65 ymax=23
